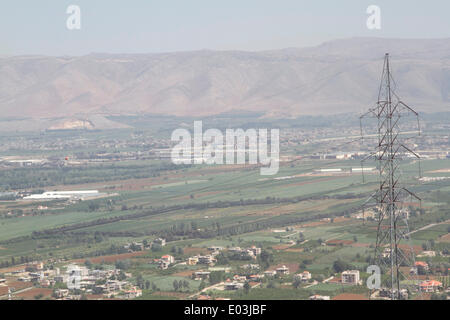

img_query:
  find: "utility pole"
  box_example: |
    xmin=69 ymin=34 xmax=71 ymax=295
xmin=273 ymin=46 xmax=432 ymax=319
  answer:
xmin=361 ymin=54 xmax=422 ymax=300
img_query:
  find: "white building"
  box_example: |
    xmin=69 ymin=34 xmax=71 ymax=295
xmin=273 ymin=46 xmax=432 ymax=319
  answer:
xmin=309 ymin=295 xmax=330 ymax=300
xmin=224 ymin=282 xmax=244 ymax=290
xmin=160 ymin=255 xmax=174 ymax=264
xmin=66 ymin=264 xmax=89 ymax=277
xmin=275 ymin=265 xmax=289 ymax=275
xmin=24 ymin=190 xmax=101 ymax=200
xmin=341 ymin=270 xmax=360 ymax=285
xmin=197 ymin=255 xmax=215 ymax=265
xmin=294 ymin=271 xmax=312 ymax=282
xmin=153 ymin=238 xmax=166 ymax=246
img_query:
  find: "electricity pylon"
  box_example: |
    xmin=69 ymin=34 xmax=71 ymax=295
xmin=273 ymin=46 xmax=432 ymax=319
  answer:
xmin=360 ymin=53 xmax=422 ymax=300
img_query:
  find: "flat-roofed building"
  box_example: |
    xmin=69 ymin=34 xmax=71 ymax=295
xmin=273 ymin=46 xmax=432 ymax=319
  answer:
xmin=341 ymin=270 xmax=360 ymax=285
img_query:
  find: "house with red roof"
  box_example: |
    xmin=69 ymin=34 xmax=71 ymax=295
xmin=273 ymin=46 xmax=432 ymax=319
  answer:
xmin=420 ymin=280 xmax=442 ymax=293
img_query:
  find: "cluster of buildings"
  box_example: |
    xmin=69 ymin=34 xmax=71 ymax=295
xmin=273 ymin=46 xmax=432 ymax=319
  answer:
xmin=55 ymin=263 xmax=140 ymax=299
xmin=3 ymin=261 xmax=141 ymax=300
xmin=228 ymin=246 xmax=262 ymax=259
xmin=186 ymin=246 xmax=262 ymax=269
xmin=62 ymin=264 xmax=137 ymax=297
xmin=187 ymin=255 xmax=217 ymax=266
xmin=222 ymin=267 xmax=312 ymax=291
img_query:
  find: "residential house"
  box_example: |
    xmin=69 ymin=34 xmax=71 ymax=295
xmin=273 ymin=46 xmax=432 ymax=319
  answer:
xmin=159 ymin=260 xmax=170 ymax=270
xmin=420 ymin=280 xmax=442 ymax=293
xmin=194 ymin=271 xmax=211 ymax=280
xmin=208 ymin=246 xmax=223 ymax=252
xmin=341 ymin=270 xmax=360 ymax=285
xmin=275 ymin=265 xmax=289 ymax=275
xmin=161 ymin=255 xmax=175 ymax=264
xmin=309 ymin=295 xmax=330 ymax=300
xmin=197 ymin=255 xmax=215 ymax=265
xmin=242 ymin=264 xmax=260 ymax=270
xmin=294 ymin=271 xmax=312 ymax=282
xmin=263 ymin=270 xmax=276 ymax=277
xmin=249 ymin=246 xmax=261 ymax=256
xmin=228 ymin=247 xmax=242 ymax=254
xmin=187 ymin=256 xmax=199 ymax=265
xmin=224 ymin=282 xmax=244 ymax=290
xmin=415 ymin=261 xmax=429 ymax=271
xmin=233 ymin=275 xmax=247 ymax=282
xmin=123 ymin=287 xmax=142 ymax=299
xmin=54 ymin=289 xmax=69 ymax=298
xmin=40 ymin=279 xmax=51 ymax=287
xmin=153 ymin=238 xmax=166 ymax=247
xmin=248 ymin=275 xmax=263 ymax=282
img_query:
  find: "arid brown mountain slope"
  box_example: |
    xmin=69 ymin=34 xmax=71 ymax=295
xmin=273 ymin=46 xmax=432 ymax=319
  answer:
xmin=0 ymin=38 xmax=449 ymax=119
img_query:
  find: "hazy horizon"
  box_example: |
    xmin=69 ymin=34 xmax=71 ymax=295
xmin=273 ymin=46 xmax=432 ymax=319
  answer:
xmin=2 ymin=1 xmax=450 ymax=56
xmin=2 ymin=36 xmax=450 ymax=58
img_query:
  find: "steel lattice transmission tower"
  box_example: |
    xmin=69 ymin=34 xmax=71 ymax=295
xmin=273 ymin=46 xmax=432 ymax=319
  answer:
xmin=361 ymin=53 xmax=422 ymax=300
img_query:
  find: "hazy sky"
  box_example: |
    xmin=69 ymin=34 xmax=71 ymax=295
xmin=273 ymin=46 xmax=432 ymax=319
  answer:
xmin=1 ymin=0 xmax=450 ymax=56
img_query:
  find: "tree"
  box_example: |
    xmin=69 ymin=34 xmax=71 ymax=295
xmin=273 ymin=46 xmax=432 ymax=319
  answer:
xmin=151 ymin=243 xmax=162 ymax=252
xmin=244 ymin=282 xmax=250 ymax=294
xmin=173 ymin=280 xmax=179 ymax=291
xmin=136 ymin=274 xmax=144 ymax=289
xmin=293 ymin=278 xmax=302 ymax=289
xmin=417 ymin=265 xmax=427 ymax=275
xmin=88 ymin=202 xmax=100 ymax=211
xmin=84 ymin=259 xmax=93 ymax=269
xmin=216 ymin=253 xmax=229 ymax=265
xmin=332 ymin=259 xmax=350 ymax=273
xmin=115 ymin=259 xmax=131 ymax=271
xmin=117 ymin=271 xmax=127 ymax=281
xmin=209 ymin=271 xmax=224 ymax=285
xmin=431 ymin=293 xmax=447 ymax=300
xmin=314 ymin=274 xmax=325 ymax=283
xmin=298 ymin=232 xmax=305 ymax=242
xmin=259 ymin=250 xmax=273 ymax=269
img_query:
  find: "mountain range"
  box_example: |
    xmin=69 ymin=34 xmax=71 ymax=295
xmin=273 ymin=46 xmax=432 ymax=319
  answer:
xmin=0 ymin=37 xmax=449 ymax=127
